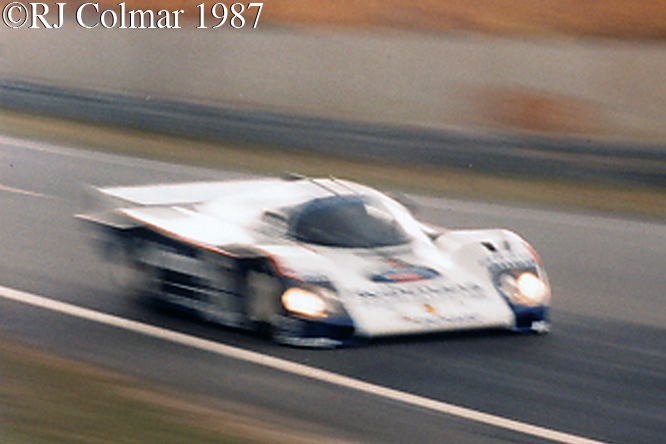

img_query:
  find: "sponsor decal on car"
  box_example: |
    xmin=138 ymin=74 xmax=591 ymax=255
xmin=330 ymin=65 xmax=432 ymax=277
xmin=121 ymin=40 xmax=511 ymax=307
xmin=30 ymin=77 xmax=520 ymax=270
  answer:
xmin=482 ymin=255 xmax=537 ymax=274
xmin=355 ymin=282 xmax=486 ymax=304
xmin=369 ymin=258 xmax=441 ymax=283
xmin=400 ymin=312 xmax=482 ymax=327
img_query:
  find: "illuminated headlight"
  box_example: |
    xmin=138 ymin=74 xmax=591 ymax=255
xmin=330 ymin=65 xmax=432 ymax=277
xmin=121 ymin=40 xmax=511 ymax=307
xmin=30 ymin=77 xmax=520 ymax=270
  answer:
xmin=281 ymin=288 xmax=328 ymax=318
xmin=498 ymin=272 xmax=550 ymax=306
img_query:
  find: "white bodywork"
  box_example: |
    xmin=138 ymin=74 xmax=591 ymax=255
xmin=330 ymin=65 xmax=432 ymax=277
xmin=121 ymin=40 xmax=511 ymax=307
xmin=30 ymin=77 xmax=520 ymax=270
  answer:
xmin=79 ymin=177 xmax=549 ymax=342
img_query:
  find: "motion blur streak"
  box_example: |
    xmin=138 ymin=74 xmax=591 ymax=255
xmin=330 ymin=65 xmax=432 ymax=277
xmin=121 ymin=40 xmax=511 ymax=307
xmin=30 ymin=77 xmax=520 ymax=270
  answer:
xmin=0 ymin=284 xmax=609 ymax=444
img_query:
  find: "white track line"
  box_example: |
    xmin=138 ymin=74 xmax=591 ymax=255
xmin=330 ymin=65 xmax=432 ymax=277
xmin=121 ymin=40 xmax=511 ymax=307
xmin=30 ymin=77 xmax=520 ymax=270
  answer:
xmin=0 ymin=285 xmax=610 ymax=444
xmin=0 ymin=184 xmax=55 ymax=199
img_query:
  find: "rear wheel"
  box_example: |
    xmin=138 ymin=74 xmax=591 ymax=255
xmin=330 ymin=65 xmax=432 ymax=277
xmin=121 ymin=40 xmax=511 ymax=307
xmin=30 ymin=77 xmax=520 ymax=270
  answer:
xmin=105 ymin=240 xmax=152 ymax=294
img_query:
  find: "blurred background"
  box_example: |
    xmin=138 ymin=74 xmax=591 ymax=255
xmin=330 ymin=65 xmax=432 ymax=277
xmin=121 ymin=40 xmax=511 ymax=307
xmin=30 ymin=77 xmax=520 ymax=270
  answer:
xmin=3 ymin=0 xmax=666 ymax=201
xmin=4 ymin=0 xmax=666 ymax=140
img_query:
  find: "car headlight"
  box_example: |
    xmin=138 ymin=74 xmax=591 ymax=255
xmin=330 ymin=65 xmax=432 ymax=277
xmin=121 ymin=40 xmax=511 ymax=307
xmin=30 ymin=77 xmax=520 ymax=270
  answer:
xmin=281 ymin=287 xmax=328 ymax=318
xmin=498 ymin=271 xmax=550 ymax=306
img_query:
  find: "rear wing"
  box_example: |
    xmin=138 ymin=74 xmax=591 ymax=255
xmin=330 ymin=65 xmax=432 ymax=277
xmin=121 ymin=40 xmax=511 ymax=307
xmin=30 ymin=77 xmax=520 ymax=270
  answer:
xmin=75 ymin=185 xmax=140 ymax=229
xmin=75 ymin=181 xmax=233 ymax=229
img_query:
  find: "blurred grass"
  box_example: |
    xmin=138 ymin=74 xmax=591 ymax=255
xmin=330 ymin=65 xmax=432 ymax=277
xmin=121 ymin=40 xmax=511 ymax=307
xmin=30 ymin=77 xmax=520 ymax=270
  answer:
xmin=0 ymin=339 xmax=351 ymax=444
xmin=251 ymin=0 xmax=666 ymax=40
xmin=49 ymin=0 xmax=666 ymax=40
xmin=2 ymin=110 xmax=665 ymax=220
xmin=0 ymin=341 xmax=247 ymax=444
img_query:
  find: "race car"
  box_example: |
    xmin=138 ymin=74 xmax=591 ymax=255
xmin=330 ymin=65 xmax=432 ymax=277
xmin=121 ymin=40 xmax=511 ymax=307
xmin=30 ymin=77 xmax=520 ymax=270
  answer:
xmin=77 ymin=175 xmax=550 ymax=347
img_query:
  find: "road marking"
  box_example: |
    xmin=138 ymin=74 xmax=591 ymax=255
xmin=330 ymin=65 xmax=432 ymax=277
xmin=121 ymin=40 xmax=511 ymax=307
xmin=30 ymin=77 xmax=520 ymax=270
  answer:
xmin=0 ymin=284 xmax=609 ymax=444
xmin=0 ymin=183 xmax=54 ymax=199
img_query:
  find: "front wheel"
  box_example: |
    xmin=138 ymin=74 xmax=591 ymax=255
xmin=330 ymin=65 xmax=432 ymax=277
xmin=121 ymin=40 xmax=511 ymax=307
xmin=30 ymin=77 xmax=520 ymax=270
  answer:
xmin=244 ymin=270 xmax=284 ymax=335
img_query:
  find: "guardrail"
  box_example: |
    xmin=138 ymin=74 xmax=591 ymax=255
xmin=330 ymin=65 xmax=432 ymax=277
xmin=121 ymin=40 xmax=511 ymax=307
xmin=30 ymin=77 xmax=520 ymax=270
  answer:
xmin=2 ymin=79 xmax=665 ymax=187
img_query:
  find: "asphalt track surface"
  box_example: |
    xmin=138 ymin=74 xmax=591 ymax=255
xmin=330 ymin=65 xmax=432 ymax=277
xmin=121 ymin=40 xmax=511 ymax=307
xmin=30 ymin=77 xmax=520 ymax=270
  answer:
xmin=1 ymin=135 xmax=665 ymax=444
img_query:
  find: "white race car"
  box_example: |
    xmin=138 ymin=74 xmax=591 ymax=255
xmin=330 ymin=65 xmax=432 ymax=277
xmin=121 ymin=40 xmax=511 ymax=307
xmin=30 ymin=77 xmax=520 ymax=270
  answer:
xmin=78 ymin=175 xmax=550 ymax=347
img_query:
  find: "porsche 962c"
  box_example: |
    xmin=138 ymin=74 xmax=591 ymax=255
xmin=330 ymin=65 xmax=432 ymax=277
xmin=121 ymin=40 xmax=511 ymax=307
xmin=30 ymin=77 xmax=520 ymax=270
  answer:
xmin=78 ymin=176 xmax=550 ymax=347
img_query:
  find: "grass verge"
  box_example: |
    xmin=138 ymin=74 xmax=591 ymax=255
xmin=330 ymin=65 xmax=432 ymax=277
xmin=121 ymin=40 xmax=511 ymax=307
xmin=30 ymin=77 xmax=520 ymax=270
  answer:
xmin=0 ymin=339 xmax=354 ymax=444
xmin=0 ymin=340 xmax=246 ymax=444
xmin=2 ymin=109 xmax=665 ymax=220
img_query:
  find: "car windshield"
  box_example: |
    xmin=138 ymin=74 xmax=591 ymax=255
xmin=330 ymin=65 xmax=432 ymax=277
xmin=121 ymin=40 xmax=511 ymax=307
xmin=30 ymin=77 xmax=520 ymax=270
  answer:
xmin=291 ymin=195 xmax=410 ymax=248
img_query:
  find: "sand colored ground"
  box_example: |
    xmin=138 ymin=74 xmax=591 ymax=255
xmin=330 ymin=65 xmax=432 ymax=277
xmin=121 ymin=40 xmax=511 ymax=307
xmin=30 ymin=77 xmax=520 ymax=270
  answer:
xmin=58 ymin=0 xmax=666 ymax=39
